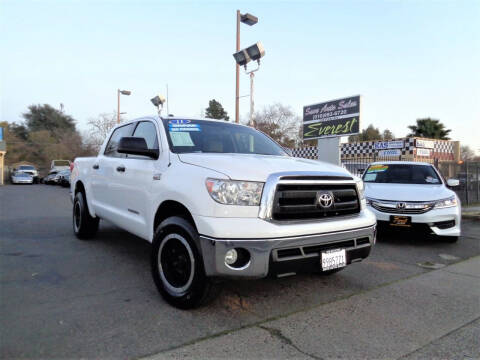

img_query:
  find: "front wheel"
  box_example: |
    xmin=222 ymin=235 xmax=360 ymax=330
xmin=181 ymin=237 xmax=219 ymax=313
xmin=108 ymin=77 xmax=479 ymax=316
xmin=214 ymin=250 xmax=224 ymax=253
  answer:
xmin=151 ymin=217 xmax=215 ymax=309
xmin=73 ymin=192 xmax=99 ymax=239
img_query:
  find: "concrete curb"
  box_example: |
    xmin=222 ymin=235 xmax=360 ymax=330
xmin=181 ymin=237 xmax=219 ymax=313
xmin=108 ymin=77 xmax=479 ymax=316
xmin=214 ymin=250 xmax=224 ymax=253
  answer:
xmin=462 ymin=213 xmax=480 ymax=220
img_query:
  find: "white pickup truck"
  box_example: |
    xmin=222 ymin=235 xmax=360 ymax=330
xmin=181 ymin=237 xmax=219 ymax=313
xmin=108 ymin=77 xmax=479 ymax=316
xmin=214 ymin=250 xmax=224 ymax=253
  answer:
xmin=71 ymin=116 xmax=376 ymax=308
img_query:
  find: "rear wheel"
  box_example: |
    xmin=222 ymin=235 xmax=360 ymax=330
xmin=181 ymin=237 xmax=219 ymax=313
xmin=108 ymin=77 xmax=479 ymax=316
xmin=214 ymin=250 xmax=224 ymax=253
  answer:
xmin=73 ymin=192 xmax=99 ymax=239
xmin=151 ymin=217 xmax=215 ymax=309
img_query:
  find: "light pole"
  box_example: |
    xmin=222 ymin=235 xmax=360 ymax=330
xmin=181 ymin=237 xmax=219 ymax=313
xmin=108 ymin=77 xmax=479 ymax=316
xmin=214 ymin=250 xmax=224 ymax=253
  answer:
xmin=233 ymin=42 xmax=265 ymax=127
xmin=117 ymin=89 xmax=131 ymax=124
xmin=235 ymin=11 xmax=258 ymax=123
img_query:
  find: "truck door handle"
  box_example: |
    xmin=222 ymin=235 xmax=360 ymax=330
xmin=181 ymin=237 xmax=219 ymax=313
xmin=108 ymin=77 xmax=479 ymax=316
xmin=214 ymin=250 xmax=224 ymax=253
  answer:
xmin=93 ymin=164 xmax=99 ymax=170
xmin=116 ymin=165 xmax=126 ymax=172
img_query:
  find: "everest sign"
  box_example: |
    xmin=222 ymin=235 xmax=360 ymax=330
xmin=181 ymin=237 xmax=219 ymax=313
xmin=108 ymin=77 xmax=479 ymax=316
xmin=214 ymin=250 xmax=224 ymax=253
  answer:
xmin=303 ymin=95 xmax=360 ymax=140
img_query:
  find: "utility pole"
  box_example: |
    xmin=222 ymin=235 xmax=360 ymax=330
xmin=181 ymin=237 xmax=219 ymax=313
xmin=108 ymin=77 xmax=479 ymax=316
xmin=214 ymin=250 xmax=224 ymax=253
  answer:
xmin=235 ymin=10 xmax=240 ymax=123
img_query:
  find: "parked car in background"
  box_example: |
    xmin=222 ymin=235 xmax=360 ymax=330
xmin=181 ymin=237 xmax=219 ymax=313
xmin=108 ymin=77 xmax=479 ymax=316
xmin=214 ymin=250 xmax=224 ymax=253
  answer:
xmin=43 ymin=170 xmax=59 ymax=185
xmin=11 ymin=171 xmax=34 ymax=185
xmin=363 ymin=161 xmax=461 ymax=242
xmin=50 ymin=160 xmax=71 ymax=173
xmin=14 ymin=165 xmax=39 ymax=183
xmin=58 ymin=170 xmax=71 ymax=187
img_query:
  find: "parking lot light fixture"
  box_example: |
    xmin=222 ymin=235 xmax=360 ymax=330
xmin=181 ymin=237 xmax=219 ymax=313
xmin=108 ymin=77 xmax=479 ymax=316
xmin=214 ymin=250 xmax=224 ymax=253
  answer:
xmin=117 ymin=89 xmax=132 ymax=124
xmin=233 ymin=49 xmax=251 ymax=67
xmin=236 ymin=10 xmax=258 ymax=124
xmin=240 ymin=13 xmax=258 ymax=26
xmin=246 ymin=42 xmax=265 ymax=62
xmin=151 ymin=95 xmax=166 ymax=115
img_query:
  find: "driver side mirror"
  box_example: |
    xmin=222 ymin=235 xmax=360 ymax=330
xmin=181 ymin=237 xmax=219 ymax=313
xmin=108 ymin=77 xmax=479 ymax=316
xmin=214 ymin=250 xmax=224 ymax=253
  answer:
xmin=117 ymin=137 xmax=159 ymax=159
xmin=447 ymin=178 xmax=459 ymax=187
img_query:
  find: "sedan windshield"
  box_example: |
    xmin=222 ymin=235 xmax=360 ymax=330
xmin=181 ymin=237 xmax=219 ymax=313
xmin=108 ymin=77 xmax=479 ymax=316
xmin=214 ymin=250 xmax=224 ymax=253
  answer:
xmin=19 ymin=165 xmax=35 ymax=170
xmin=363 ymin=164 xmax=442 ymax=184
xmin=163 ymin=119 xmax=287 ymax=156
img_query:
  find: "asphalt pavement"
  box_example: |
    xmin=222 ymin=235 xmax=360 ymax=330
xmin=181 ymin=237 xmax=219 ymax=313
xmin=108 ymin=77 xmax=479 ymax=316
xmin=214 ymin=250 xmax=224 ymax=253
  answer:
xmin=1 ymin=184 xmax=479 ymax=359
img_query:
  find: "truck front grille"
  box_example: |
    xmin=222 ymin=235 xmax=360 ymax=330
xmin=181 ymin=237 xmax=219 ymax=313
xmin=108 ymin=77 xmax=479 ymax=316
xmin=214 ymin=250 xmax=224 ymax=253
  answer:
xmin=272 ymin=184 xmax=360 ymax=221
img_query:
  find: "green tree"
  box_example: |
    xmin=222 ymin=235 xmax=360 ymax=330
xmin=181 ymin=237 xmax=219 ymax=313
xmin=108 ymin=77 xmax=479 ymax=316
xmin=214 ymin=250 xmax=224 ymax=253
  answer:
xmin=205 ymin=99 xmax=230 ymax=121
xmin=348 ymin=124 xmax=382 ymax=142
xmin=382 ymin=129 xmax=395 ymax=140
xmin=407 ymin=118 xmax=451 ymax=139
xmin=22 ymin=104 xmax=76 ymax=135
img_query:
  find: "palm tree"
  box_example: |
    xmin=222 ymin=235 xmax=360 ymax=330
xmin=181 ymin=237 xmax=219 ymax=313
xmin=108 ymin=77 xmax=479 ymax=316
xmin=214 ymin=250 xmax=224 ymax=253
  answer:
xmin=407 ymin=118 xmax=451 ymax=139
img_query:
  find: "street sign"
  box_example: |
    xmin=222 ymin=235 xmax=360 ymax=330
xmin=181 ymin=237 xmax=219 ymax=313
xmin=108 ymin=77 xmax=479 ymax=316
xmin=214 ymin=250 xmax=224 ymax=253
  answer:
xmin=303 ymin=95 xmax=360 ymax=140
xmin=0 ymin=127 xmax=3 ymax=141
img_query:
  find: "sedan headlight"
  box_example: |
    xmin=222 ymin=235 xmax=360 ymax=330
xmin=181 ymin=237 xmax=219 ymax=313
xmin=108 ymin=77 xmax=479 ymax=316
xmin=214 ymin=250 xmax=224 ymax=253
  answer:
xmin=355 ymin=178 xmax=365 ymax=200
xmin=434 ymin=196 xmax=458 ymax=209
xmin=205 ymin=178 xmax=264 ymax=206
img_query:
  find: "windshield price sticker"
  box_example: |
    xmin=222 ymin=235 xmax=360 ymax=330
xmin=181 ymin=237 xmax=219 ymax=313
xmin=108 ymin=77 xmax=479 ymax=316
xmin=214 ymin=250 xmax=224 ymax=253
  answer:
xmin=170 ymin=132 xmax=195 ymax=146
xmin=168 ymin=124 xmax=201 ymax=132
xmin=367 ymin=165 xmax=388 ymax=173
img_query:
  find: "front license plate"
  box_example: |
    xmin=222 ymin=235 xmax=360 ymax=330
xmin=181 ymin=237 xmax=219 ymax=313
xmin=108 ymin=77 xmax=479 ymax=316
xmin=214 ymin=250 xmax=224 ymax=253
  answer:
xmin=321 ymin=249 xmax=346 ymax=271
xmin=390 ymin=215 xmax=412 ymax=227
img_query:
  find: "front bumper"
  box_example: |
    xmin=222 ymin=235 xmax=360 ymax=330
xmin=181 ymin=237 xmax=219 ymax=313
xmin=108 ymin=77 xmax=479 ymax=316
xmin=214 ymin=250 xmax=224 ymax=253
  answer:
xmin=199 ymin=225 xmax=375 ymax=278
xmin=368 ymin=205 xmax=461 ymax=237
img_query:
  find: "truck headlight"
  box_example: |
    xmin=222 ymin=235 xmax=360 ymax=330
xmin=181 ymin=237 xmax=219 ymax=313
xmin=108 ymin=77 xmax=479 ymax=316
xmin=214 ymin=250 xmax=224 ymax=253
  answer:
xmin=205 ymin=178 xmax=264 ymax=206
xmin=355 ymin=178 xmax=365 ymax=200
xmin=434 ymin=196 xmax=458 ymax=209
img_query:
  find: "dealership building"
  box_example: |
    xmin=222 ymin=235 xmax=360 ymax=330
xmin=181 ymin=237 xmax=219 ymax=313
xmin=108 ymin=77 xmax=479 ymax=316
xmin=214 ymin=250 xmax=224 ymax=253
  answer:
xmin=292 ymin=137 xmax=460 ymax=163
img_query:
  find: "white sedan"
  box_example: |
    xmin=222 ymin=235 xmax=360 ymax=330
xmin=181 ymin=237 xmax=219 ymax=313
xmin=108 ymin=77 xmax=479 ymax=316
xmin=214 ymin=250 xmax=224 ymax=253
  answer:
xmin=363 ymin=161 xmax=460 ymax=242
xmin=11 ymin=172 xmax=34 ymax=185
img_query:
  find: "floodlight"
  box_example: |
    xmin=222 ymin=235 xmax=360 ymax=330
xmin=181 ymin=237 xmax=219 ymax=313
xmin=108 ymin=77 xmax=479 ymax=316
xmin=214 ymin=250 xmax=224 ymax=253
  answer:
xmin=151 ymin=95 xmax=166 ymax=107
xmin=233 ymin=49 xmax=251 ymax=66
xmin=240 ymin=13 xmax=258 ymax=26
xmin=246 ymin=42 xmax=265 ymax=61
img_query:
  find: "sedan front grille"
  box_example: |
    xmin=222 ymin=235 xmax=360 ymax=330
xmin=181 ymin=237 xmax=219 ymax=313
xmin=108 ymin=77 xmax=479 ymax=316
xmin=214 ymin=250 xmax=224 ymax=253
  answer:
xmin=370 ymin=201 xmax=434 ymax=214
xmin=272 ymin=184 xmax=360 ymax=221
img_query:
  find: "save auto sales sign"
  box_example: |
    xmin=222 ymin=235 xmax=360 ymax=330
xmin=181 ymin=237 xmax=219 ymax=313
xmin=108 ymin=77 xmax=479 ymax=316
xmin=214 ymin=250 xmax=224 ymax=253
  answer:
xmin=303 ymin=95 xmax=360 ymax=140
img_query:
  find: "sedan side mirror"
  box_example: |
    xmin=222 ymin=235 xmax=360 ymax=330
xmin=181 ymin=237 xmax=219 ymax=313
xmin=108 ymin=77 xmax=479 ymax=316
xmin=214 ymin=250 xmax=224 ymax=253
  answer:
xmin=117 ymin=137 xmax=159 ymax=159
xmin=447 ymin=178 xmax=459 ymax=187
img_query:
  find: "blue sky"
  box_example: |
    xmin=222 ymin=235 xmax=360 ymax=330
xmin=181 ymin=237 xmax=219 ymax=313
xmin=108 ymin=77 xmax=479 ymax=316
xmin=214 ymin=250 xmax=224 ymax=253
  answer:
xmin=1 ymin=0 xmax=479 ymax=151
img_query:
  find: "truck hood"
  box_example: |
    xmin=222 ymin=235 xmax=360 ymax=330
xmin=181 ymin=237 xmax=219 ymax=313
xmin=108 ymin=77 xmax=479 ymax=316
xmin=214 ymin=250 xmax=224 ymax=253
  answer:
xmin=365 ymin=183 xmax=454 ymax=202
xmin=178 ymin=153 xmax=352 ymax=182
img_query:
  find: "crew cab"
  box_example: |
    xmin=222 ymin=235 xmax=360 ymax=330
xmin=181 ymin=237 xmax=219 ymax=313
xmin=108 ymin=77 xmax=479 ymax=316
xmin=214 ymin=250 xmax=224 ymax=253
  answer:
xmin=71 ymin=116 xmax=376 ymax=308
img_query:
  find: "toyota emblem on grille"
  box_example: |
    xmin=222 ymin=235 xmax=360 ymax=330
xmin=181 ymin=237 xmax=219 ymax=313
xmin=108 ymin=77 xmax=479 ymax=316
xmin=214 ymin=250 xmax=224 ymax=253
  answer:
xmin=318 ymin=193 xmax=334 ymax=208
xmin=396 ymin=202 xmax=406 ymax=209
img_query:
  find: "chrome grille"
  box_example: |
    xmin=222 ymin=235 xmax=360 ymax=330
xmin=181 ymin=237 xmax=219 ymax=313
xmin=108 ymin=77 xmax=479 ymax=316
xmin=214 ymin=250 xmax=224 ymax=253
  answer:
xmin=272 ymin=183 xmax=360 ymax=221
xmin=370 ymin=201 xmax=434 ymax=214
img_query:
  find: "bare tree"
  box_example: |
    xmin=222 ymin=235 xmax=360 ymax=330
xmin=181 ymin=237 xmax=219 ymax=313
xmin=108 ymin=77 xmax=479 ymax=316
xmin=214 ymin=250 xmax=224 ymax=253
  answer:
xmin=461 ymin=145 xmax=475 ymax=161
xmin=251 ymin=103 xmax=301 ymax=148
xmin=85 ymin=112 xmax=122 ymax=150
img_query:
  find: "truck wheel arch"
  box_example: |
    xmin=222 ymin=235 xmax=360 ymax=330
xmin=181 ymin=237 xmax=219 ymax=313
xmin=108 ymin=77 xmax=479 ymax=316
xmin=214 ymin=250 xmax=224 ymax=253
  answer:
xmin=154 ymin=200 xmax=197 ymax=234
xmin=74 ymin=180 xmax=96 ymax=218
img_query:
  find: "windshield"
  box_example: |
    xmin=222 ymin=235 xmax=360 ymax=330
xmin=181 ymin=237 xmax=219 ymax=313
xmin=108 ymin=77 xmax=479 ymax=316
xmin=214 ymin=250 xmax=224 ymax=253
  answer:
xmin=19 ymin=165 xmax=35 ymax=170
xmin=363 ymin=164 xmax=442 ymax=184
xmin=15 ymin=172 xmax=31 ymax=177
xmin=163 ymin=119 xmax=288 ymax=156
xmin=53 ymin=160 xmax=70 ymax=166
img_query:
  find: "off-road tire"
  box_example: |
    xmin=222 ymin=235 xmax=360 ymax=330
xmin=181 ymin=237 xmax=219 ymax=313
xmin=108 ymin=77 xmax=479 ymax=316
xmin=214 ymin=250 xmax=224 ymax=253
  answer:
xmin=151 ymin=217 xmax=215 ymax=309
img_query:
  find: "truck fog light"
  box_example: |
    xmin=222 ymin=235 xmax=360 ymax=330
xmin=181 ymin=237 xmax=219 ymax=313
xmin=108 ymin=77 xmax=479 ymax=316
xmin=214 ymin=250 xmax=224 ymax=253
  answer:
xmin=225 ymin=249 xmax=238 ymax=265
